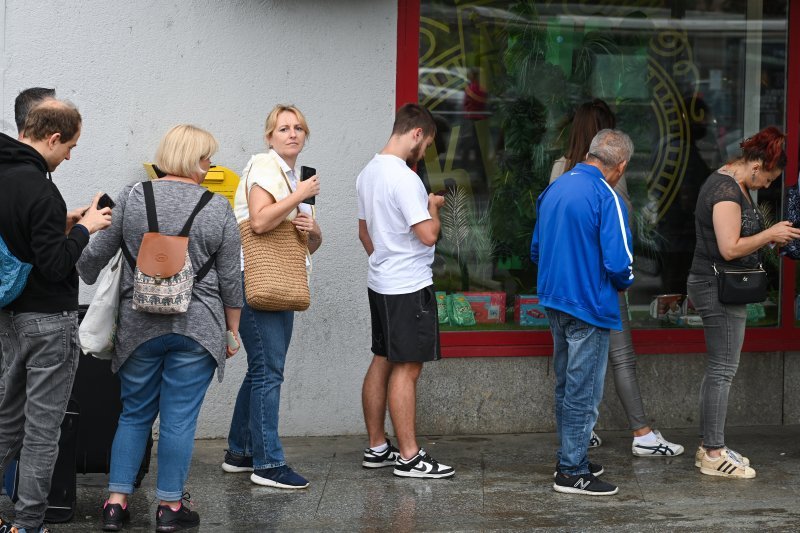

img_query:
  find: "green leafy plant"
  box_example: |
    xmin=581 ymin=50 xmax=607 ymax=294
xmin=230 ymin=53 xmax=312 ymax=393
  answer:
xmin=440 ymin=185 xmax=497 ymax=290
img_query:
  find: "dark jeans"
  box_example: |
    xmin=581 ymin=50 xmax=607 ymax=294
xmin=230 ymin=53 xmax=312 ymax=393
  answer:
xmin=0 ymin=310 xmax=80 ymax=530
xmin=686 ymin=273 xmax=747 ymax=449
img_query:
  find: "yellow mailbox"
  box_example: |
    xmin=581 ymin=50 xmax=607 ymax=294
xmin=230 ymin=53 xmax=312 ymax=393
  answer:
xmin=142 ymin=163 xmax=240 ymax=208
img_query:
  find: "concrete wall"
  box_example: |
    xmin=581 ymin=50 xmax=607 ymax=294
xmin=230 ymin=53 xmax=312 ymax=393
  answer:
xmin=417 ymin=351 xmax=793 ymax=435
xmin=0 ymin=0 xmax=395 ymax=437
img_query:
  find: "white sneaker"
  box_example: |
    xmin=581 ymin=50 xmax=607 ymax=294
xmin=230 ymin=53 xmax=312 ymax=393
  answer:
xmin=631 ymin=429 xmax=684 ymax=457
xmin=699 ymin=448 xmax=756 ymax=479
xmin=694 ymin=445 xmax=749 ymax=468
xmin=588 ymin=431 xmax=602 ymax=448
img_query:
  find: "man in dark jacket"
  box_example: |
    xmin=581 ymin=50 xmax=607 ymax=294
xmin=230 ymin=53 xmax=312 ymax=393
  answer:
xmin=0 ymin=99 xmax=111 ymax=533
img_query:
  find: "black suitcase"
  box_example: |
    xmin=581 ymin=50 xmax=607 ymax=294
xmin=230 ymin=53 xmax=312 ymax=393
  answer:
xmin=4 ymin=399 xmax=79 ymax=523
xmin=72 ymin=350 xmax=153 ymax=484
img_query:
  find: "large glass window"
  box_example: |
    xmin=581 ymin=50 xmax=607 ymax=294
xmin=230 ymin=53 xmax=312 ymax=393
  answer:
xmin=418 ymin=0 xmax=788 ymax=333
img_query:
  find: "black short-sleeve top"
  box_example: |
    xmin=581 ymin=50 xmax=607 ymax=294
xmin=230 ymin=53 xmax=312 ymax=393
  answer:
xmin=690 ymin=171 xmax=763 ymax=275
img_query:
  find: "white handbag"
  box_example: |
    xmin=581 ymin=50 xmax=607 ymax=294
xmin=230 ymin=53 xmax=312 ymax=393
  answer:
xmin=79 ymin=249 xmax=123 ymax=360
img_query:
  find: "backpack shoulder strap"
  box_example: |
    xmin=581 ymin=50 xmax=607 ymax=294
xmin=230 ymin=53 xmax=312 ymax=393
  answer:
xmin=194 ymin=253 xmax=216 ymax=283
xmin=179 ymin=190 xmax=215 ymax=237
xmin=142 ymin=180 xmax=159 ymax=233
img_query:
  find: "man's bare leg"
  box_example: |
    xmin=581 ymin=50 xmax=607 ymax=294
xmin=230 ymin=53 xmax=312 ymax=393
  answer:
xmin=387 ymin=361 xmax=423 ymax=459
xmin=362 ymin=355 xmax=393 ymax=447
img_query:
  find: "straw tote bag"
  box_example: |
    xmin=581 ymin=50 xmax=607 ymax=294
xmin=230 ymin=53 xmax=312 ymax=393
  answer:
xmin=239 ymin=167 xmax=310 ymax=311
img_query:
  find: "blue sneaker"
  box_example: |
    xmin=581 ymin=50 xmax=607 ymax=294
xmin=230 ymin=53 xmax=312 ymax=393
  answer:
xmin=221 ymin=450 xmax=254 ymax=473
xmin=250 ymin=465 xmax=309 ymax=489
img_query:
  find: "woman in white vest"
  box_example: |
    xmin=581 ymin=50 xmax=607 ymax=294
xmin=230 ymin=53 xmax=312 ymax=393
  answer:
xmin=222 ymin=104 xmax=321 ymax=489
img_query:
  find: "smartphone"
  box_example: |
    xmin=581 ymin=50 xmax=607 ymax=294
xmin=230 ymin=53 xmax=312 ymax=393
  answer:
xmin=300 ymin=166 xmax=316 ymax=205
xmin=97 ymin=193 xmax=116 ymax=210
xmin=226 ymin=330 xmax=240 ymax=352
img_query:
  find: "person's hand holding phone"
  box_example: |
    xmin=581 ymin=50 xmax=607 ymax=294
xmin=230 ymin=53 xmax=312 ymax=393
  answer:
xmin=428 ymin=192 xmax=445 ymax=211
xmin=78 ymin=192 xmax=113 ymax=234
xmin=226 ymin=330 xmax=240 ymax=358
xmin=299 ymin=166 xmax=318 ymax=205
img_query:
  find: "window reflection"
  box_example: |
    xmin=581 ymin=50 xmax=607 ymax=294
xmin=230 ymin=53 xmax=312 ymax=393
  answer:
xmin=419 ymin=0 xmax=788 ymax=330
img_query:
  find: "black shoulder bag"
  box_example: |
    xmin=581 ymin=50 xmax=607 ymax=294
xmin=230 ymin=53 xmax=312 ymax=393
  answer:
xmin=701 ymin=200 xmax=767 ymax=305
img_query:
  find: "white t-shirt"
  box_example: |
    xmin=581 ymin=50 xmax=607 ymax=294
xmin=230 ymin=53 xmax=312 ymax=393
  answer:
xmin=356 ymin=154 xmax=433 ymax=294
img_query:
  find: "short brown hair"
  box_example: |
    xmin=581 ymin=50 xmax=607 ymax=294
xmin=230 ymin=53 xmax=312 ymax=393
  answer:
xmin=392 ymin=103 xmax=436 ymax=138
xmin=22 ymin=100 xmax=81 ymax=142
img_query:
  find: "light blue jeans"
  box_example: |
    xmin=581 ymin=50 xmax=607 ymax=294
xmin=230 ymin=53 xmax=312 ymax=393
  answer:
xmin=547 ymin=308 xmax=610 ymax=475
xmin=108 ymin=333 xmax=216 ymax=501
xmin=227 ymin=276 xmax=294 ymax=470
xmin=686 ymin=274 xmax=747 ymax=450
xmin=0 ymin=311 xmax=80 ymax=530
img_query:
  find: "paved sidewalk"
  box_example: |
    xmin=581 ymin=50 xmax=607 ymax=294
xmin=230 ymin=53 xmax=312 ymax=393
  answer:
xmin=2 ymin=426 xmax=799 ymax=531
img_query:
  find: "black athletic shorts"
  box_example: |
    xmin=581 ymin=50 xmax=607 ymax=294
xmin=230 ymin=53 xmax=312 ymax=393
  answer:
xmin=368 ymin=285 xmax=441 ymax=363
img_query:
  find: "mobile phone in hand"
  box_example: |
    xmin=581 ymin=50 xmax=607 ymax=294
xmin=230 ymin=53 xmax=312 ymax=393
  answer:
xmin=300 ymin=166 xmax=316 ymax=205
xmin=97 ymin=193 xmax=115 ymax=210
xmin=226 ymin=330 xmax=240 ymax=352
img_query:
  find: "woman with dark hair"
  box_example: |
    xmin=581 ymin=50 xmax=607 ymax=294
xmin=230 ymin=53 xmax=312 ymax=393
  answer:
xmin=550 ymin=99 xmax=684 ymax=458
xmin=689 ymin=126 xmax=800 ymax=478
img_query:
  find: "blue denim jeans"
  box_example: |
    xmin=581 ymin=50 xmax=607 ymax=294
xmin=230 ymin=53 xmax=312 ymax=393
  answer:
xmin=0 ymin=311 xmax=80 ymax=530
xmin=547 ymin=308 xmax=610 ymax=475
xmin=686 ymin=274 xmax=747 ymax=450
xmin=227 ymin=277 xmax=294 ymax=469
xmin=108 ymin=333 xmax=216 ymax=501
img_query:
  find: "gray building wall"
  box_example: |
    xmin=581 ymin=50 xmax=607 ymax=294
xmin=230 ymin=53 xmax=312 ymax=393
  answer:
xmin=3 ymin=1 xmax=798 ymax=440
xmin=0 ymin=0 xmax=394 ymax=438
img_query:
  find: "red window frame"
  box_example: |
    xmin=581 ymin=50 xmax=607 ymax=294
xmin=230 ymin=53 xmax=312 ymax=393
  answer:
xmin=396 ymin=0 xmax=800 ymax=357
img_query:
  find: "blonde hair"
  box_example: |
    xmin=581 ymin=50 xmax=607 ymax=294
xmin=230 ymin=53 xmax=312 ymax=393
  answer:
xmin=155 ymin=124 xmax=218 ymax=179
xmin=264 ymin=104 xmax=310 ymax=143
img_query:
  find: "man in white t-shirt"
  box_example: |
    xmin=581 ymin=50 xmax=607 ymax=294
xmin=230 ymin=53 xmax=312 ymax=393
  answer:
xmin=356 ymin=103 xmax=454 ymax=479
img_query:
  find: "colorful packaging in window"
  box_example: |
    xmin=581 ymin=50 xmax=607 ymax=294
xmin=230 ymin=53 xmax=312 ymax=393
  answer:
xmin=461 ymin=292 xmax=506 ymax=324
xmin=515 ymin=295 xmax=548 ymax=326
xmin=446 ymin=293 xmax=476 ymax=326
xmin=435 ymin=291 xmax=449 ymax=324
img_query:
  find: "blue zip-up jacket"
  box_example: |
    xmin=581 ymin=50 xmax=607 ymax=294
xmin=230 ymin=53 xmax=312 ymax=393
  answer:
xmin=530 ymin=163 xmax=634 ymax=330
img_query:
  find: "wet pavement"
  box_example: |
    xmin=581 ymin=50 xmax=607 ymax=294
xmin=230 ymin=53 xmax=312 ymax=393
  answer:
xmin=3 ymin=426 xmax=800 ymax=531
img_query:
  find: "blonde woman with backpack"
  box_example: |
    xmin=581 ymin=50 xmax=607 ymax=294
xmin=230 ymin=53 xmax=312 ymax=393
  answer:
xmin=77 ymin=125 xmax=242 ymax=532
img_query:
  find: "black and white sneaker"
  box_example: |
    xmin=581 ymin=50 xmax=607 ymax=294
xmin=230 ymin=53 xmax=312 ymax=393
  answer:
xmin=588 ymin=431 xmax=602 ymax=448
xmin=221 ymin=450 xmax=254 ymax=473
xmin=393 ymin=448 xmax=455 ymax=479
xmin=553 ymin=462 xmax=604 ymax=478
xmin=632 ymin=430 xmax=685 ymax=457
xmin=553 ymin=472 xmax=618 ymax=495
xmin=362 ymin=438 xmax=400 ymax=468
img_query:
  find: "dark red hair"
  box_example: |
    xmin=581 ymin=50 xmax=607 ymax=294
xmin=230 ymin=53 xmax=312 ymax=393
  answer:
xmin=739 ymin=126 xmax=786 ymax=171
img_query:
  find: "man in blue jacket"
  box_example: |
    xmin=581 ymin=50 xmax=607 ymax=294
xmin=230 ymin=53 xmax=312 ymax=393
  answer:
xmin=531 ymin=129 xmax=634 ymax=496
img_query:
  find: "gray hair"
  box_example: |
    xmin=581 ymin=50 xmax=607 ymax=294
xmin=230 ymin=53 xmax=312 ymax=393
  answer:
xmin=587 ymin=129 xmax=634 ymax=168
